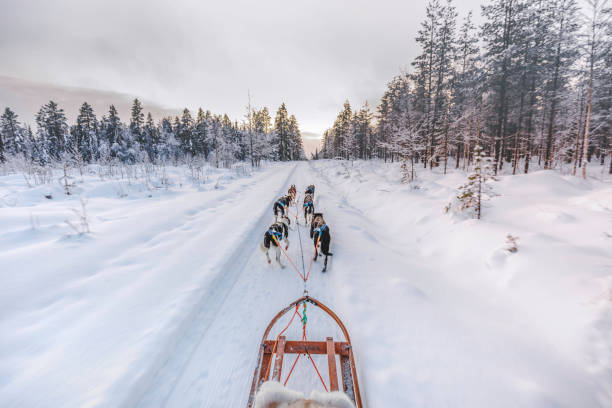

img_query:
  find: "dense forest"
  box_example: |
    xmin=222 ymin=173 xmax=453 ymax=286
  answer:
xmin=0 ymin=99 xmax=306 ymax=168
xmin=319 ymin=0 xmax=612 ymax=179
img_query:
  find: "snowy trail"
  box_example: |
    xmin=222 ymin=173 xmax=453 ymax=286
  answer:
xmin=3 ymin=160 xmax=609 ymax=407
xmin=136 ymin=162 xmax=344 ymax=408
xmin=135 ymin=160 xmax=604 ymax=407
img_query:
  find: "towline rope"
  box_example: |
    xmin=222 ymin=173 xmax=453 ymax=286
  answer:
xmin=266 ymin=187 xmax=329 ymax=392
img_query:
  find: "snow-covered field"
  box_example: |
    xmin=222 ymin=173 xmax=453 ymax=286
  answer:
xmin=1 ymin=160 xmax=611 ymax=407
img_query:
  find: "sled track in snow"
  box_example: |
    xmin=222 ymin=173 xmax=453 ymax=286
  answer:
xmin=121 ymin=164 xmax=298 ymax=408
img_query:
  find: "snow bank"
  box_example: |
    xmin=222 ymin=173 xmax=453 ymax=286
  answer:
xmin=0 ymin=161 xmax=294 ymax=407
xmin=309 ymin=159 xmax=612 ymax=407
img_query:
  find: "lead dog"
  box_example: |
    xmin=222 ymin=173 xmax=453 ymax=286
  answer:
xmin=288 ymin=184 xmax=297 ymax=200
xmin=305 ymin=184 xmax=315 ymax=196
xmin=303 ymin=193 xmax=314 ymax=223
xmin=310 ymin=213 xmax=332 ymax=272
xmin=260 ymin=215 xmax=291 ymax=266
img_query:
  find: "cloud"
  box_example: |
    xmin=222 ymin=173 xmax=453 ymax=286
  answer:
xmin=0 ymin=75 xmax=181 ymax=124
xmin=0 ymin=0 xmax=485 ymax=134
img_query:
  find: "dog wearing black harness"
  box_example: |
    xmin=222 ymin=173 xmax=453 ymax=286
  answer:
xmin=260 ymin=215 xmax=291 ymax=266
xmin=310 ymin=212 xmax=332 ymax=272
xmin=273 ymin=195 xmax=292 ymax=221
xmin=303 ymin=193 xmax=314 ymax=224
xmin=305 ymin=184 xmax=315 ymax=196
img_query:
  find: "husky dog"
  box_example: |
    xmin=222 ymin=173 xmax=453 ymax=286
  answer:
xmin=303 ymin=193 xmax=314 ymax=223
xmin=288 ymin=184 xmax=297 ymax=200
xmin=273 ymin=195 xmax=292 ymax=220
xmin=260 ymin=215 xmax=291 ymax=266
xmin=310 ymin=213 xmax=332 ymax=272
xmin=305 ymin=184 xmax=315 ymax=196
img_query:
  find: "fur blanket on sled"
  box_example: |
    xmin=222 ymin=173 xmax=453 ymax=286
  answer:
xmin=254 ymin=381 xmax=354 ymax=408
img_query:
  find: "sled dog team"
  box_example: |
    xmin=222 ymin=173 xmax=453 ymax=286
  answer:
xmin=260 ymin=184 xmax=333 ymax=271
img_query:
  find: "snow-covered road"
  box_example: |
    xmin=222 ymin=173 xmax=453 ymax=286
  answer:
xmin=2 ymin=160 xmax=611 ymax=407
xmin=135 ymin=161 xmax=610 ymax=408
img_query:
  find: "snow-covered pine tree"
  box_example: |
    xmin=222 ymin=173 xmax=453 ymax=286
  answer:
xmin=456 ymin=145 xmax=496 ymax=219
xmin=332 ymin=101 xmax=352 ymax=159
xmin=159 ymin=117 xmax=178 ymax=163
xmin=274 ymin=103 xmax=291 ymax=161
xmin=36 ymin=101 xmax=69 ymax=163
xmin=580 ymin=0 xmax=611 ymax=178
xmin=354 ymin=102 xmax=374 ymax=159
xmin=102 ymin=105 xmax=122 ymax=159
xmin=1 ymin=107 xmax=24 ymax=158
xmin=481 ymin=0 xmax=529 ymax=174
xmin=411 ymin=0 xmax=442 ymax=168
xmin=542 ymin=0 xmax=580 ymax=170
xmin=178 ymin=108 xmax=194 ymax=156
xmin=129 ymin=99 xmax=145 ymax=149
xmin=73 ymin=102 xmax=99 ymax=163
xmin=252 ymin=107 xmax=272 ymax=165
xmin=143 ymin=112 xmax=158 ymax=162
xmin=451 ymin=11 xmax=481 ymax=172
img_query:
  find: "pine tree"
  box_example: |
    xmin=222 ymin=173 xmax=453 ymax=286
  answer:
xmin=543 ymin=0 xmax=580 ymax=169
xmin=178 ymin=108 xmax=194 ymax=155
xmin=193 ymin=108 xmax=208 ymax=158
xmin=482 ymin=0 xmax=529 ymax=174
xmin=330 ymin=101 xmax=352 ymax=159
xmin=143 ymin=112 xmax=158 ymax=161
xmin=129 ymin=98 xmax=145 ymax=147
xmin=580 ymin=0 xmax=611 ymax=178
xmin=1 ymin=107 xmax=24 ymax=157
xmin=36 ymin=101 xmax=68 ymax=162
xmin=451 ymin=11 xmax=481 ymax=171
xmin=274 ymin=103 xmax=291 ymax=161
xmin=103 ymin=105 xmax=122 ymax=159
xmin=73 ymin=102 xmax=98 ymax=162
xmin=456 ymin=145 xmax=496 ymax=219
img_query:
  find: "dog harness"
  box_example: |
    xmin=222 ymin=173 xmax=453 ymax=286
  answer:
xmin=314 ymin=224 xmax=327 ymax=236
xmin=268 ymin=229 xmax=283 ymax=241
xmin=304 ymin=201 xmax=313 ymax=208
xmin=276 ymin=199 xmax=286 ymax=207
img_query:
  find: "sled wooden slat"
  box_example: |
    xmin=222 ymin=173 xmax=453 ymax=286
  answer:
xmin=263 ymin=340 xmax=350 ymax=355
xmin=326 ymin=337 xmax=339 ymax=392
xmin=271 ymin=336 xmax=286 ymax=382
xmin=247 ymin=296 xmax=363 ymax=408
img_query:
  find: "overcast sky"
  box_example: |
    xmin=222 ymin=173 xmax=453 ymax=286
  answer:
xmin=0 ymin=0 xmax=484 ymax=145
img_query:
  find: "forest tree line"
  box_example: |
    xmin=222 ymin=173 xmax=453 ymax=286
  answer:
xmin=0 ymin=99 xmax=306 ymax=168
xmin=319 ymin=0 xmax=612 ymax=179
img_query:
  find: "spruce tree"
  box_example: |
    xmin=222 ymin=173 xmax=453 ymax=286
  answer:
xmin=178 ymin=108 xmax=194 ymax=156
xmin=36 ymin=101 xmax=68 ymax=162
xmin=1 ymin=107 xmax=23 ymax=157
xmin=274 ymin=103 xmax=290 ymax=161
xmin=74 ymin=102 xmax=98 ymax=162
xmin=456 ymin=145 xmax=496 ymax=219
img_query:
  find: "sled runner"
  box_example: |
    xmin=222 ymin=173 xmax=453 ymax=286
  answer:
xmin=247 ymin=296 xmax=363 ymax=408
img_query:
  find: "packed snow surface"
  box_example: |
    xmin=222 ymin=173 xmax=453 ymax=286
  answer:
xmin=0 ymin=160 xmax=611 ymax=407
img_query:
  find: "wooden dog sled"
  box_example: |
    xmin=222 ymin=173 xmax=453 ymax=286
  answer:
xmin=247 ymin=296 xmax=363 ymax=407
